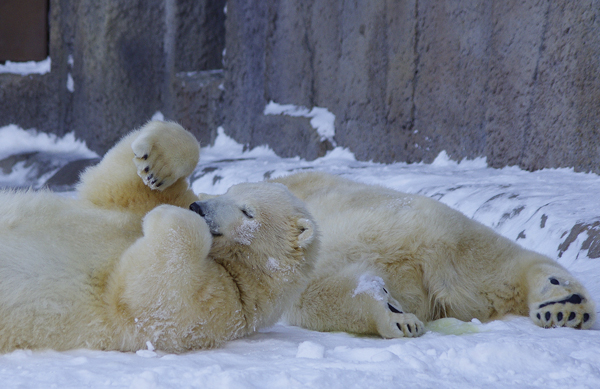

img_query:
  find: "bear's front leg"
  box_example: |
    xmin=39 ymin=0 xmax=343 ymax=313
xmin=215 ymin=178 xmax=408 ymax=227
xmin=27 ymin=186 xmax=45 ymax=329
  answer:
xmin=78 ymin=121 xmax=200 ymax=215
xmin=131 ymin=121 xmax=199 ymax=191
xmin=105 ymin=205 xmax=244 ymax=352
xmin=285 ymin=266 xmax=425 ymax=338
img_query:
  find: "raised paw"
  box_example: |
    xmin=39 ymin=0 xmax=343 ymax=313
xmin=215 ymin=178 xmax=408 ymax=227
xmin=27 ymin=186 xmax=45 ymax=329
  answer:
xmin=131 ymin=121 xmax=200 ymax=191
xmin=530 ymin=276 xmax=596 ymax=330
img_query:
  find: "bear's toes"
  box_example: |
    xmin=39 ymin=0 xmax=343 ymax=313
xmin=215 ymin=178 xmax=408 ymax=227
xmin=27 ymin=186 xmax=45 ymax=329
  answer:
xmin=134 ymin=156 xmax=175 ymax=191
xmin=377 ymin=311 xmax=425 ymax=339
xmin=530 ymin=295 xmax=595 ymax=330
xmin=132 ymin=137 xmax=182 ymax=191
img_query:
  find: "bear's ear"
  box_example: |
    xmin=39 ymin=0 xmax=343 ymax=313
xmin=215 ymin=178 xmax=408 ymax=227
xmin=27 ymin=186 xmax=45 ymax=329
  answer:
xmin=297 ymin=218 xmax=315 ymax=248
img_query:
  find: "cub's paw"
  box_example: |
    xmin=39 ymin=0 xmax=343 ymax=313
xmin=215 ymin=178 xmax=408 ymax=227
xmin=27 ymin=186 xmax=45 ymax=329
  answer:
xmin=142 ymin=205 xmax=211 ymax=247
xmin=530 ymin=277 xmax=595 ymax=330
xmin=131 ymin=121 xmax=200 ymax=191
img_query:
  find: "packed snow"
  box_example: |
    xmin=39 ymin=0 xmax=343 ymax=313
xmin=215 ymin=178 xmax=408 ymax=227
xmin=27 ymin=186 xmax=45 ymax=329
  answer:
xmin=1 ymin=123 xmax=600 ymax=388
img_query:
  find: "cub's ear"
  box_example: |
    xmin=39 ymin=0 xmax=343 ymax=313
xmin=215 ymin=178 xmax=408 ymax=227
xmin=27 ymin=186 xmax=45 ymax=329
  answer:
xmin=297 ymin=218 xmax=316 ymax=248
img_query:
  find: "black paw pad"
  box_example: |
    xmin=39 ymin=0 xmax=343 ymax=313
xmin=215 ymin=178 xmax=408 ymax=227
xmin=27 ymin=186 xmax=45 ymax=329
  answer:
xmin=388 ymin=303 xmax=403 ymax=314
xmin=538 ymin=294 xmax=584 ymax=309
xmin=568 ymin=294 xmax=583 ymax=304
xmin=584 ymin=313 xmax=590 ymax=323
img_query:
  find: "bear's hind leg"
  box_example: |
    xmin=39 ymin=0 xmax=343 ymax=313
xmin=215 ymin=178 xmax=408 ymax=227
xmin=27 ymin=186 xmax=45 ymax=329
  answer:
xmin=525 ymin=261 xmax=595 ymax=329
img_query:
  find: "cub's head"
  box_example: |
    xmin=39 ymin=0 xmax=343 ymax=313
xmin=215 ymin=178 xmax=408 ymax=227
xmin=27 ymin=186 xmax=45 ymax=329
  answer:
xmin=189 ymin=182 xmax=318 ymax=272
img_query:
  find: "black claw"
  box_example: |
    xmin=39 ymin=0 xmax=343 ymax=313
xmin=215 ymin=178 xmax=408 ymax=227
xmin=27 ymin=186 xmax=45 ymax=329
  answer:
xmin=545 ymin=312 xmax=551 ymax=321
xmin=383 ymin=288 xmax=388 ymax=294
xmin=142 ymin=154 xmax=148 ymax=160
xmin=550 ymin=277 xmax=560 ymax=285
xmin=407 ymin=324 xmax=412 ymax=333
xmin=151 ymin=179 xmax=157 ymax=184
xmin=584 ymin=313 xmax=590 ymax=322
xmin=557 ymin=312 xmax=563 ymax=322
xmin=568 ymin=312 xmax=576 ymax=321
xmin=148 ymin=174 xmax=154 ymax=180
xmin=144 ymin=166 xmax=149 ymax=173
xmin=396 ymin=323 xmax=402 ymax=331
xmin=157 ymin=182 xmax=163 ymax=187
xmin=388 ymin=303 xmax=403 ymax=314
xmin=537 ymin=313 xmax=541 ymax=320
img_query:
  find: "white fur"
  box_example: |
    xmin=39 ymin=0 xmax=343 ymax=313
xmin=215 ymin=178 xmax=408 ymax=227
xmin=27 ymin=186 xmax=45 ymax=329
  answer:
xmin=273 ymin=171 xmax=596 ymax=338
xmin=0 ymin=121 xmax=318 ymax=353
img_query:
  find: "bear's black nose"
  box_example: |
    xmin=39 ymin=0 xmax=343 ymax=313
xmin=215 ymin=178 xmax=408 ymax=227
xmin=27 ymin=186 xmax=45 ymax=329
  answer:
xmin=189 ymin=202 xmax=205 ymax=217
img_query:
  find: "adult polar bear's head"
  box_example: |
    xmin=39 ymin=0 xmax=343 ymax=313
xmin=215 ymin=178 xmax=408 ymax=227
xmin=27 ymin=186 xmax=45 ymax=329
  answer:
xmin=190 ymin=181 xmax=319 ymax=328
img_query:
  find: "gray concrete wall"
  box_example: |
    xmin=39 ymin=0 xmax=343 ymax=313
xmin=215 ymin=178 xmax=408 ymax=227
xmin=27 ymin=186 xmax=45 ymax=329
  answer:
xmin=223 ymin=0 xmax=600 ymax=172
xmin=1 ymin=0 xmax=599 ymax=173
xmin=0 ymin=0 xmax=225 ymax=153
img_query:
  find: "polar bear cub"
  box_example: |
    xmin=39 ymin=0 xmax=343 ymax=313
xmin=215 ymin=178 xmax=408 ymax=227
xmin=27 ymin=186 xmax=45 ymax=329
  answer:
xmin=273 ymin=172 xmax=595 ymax=338
xmin=0 ymin=121 xmax=318 ymax=353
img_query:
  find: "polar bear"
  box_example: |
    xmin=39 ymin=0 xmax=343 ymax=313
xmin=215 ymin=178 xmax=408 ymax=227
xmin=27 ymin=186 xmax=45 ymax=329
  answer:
xmin=0 ymin=121 xmax=318 ymax=353
xmin=272 ymin=172 xmax=595 ymax=338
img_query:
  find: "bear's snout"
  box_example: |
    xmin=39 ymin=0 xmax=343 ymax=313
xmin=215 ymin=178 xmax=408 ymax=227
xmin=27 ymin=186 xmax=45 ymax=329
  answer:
xmin=190 ymin=201 xmax=221 ymax=236
xmin=189 ymin=202 xmax=206 ymax=217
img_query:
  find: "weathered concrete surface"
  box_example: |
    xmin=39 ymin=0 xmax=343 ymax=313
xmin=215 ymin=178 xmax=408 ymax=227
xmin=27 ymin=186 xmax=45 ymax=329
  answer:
xmin=68 ymin=0 xmax=168 ymax=152
xmin=223 ymin=0 xmax=600 ymax=172
xmin=0 ymin=0 xmax=225 ymax=155
xmin=174 ymin=0 xmax=226 ymax=72
xmin=172 ymin=69 xmax=225 ymax=147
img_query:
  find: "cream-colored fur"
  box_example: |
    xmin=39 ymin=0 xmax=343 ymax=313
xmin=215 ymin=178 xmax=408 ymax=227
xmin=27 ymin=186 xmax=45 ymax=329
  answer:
xmin=272 ymin=172 xmax=596 ymax=338
xmin=0 ymin=121 xmax=317 ymax=353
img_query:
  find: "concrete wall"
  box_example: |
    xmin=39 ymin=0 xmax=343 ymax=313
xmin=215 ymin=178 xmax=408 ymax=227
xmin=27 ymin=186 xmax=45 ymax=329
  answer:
xmin=1 ymin=0 xmax=599 ymax=172
xmin=223 ymin=0 xmax=600 ymax=172
xmin=0 ymin=0 xmax=225 ymax=153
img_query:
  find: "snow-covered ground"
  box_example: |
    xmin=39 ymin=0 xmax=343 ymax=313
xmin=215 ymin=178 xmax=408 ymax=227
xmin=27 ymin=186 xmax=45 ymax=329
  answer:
xmin=2 ymin=124 xmax=600 ymax=388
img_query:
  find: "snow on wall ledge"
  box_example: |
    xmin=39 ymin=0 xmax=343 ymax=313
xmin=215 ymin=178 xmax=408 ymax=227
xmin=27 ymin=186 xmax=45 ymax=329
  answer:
xmin=264 ymin=101 xmax=337 ymax=146
xmin=0 ymin=58 xmax=51 ymax=75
